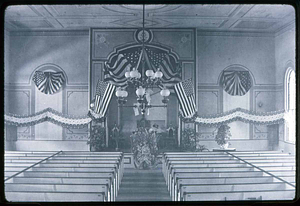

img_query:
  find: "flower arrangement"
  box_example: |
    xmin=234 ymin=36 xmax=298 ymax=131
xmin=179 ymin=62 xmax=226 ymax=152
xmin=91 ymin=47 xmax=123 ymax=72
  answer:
xmin=182 ymin=127 xmax=208 ymax=152
xmin=131 ymin=128 xmax=159 ymax=169
xmin=215 ymin=124 xmax=232 ymax=148
xmin=87 ymin=124 xmax=106 ymax=151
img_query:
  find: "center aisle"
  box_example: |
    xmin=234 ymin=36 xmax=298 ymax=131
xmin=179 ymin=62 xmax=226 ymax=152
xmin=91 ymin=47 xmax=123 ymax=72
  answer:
xmin=116 ymin=166 xmax=171 ymax=201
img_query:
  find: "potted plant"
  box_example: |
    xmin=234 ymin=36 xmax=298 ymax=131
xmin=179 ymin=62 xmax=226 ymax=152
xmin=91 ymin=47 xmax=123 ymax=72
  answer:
xmin=87 ymin=124 xmax=106 ymax=151
xmin=182 ymin=127 xmax=208 ymax=152
xmin=131 ymin=128 xmax=159 ymax=169
xmin=215 ymin=124 xmax=232 ymax=149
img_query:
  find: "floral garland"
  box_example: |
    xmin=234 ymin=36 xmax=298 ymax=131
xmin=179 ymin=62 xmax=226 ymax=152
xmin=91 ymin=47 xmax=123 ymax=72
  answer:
xmin=5 ymin=107 xmax=289 ymax=129
xmin=4 ymin=108 xmax=94 ymax=129
xmin=179 ymin=108 xmax=287 ymax=126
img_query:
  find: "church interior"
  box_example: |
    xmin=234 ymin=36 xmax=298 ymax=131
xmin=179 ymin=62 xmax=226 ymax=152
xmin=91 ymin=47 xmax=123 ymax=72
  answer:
xmin=3 ymin=4 xmax=297 ymax=202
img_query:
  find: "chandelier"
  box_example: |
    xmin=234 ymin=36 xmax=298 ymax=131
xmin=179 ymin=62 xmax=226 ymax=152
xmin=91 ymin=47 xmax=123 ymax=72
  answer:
xmin=115 ymin=4 xmax=171 ymax=115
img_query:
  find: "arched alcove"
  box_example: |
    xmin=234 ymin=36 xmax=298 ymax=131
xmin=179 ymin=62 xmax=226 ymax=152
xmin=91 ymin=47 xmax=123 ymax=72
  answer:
xmin=31 ymin=63 xmax=67 ymax=140
xmin=218 ymin=65 xmax=254 ymax=140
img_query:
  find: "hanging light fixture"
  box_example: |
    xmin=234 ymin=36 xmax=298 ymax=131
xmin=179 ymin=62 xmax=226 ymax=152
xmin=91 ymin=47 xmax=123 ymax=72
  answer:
xmin=115 ymin=4 xmax=171 ymax=115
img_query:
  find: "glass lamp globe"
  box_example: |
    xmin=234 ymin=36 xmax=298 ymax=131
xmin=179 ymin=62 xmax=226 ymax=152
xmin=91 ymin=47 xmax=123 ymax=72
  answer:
xmin=160 ymin=88 xmax=170 ymax=97
xmin=137 ymin=72 xmax=141 ymax=79
xmin=125 ymin=71 xmax=131 ymax=78
xmin=136 ymin=86 xmax=146 ymax=96
xmin=130 ymin=68 xmax=137 ymax=78
xmin=115 ymin=89 xmax=122 ymax=97
xmin=154 ymin=69 xmax=163 ymax=78
xmin=121 ymin=90 xmax=128 ymax=97
xmin=146 ymin=70 xmax=154 ymax=77
xmin=90 ymin=102 xmax=95 ymax=108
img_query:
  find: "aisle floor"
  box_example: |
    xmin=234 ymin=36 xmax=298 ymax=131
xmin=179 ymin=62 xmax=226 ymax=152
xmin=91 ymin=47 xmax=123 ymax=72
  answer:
xmin=116 ymin=166 xmax=171 ymax=201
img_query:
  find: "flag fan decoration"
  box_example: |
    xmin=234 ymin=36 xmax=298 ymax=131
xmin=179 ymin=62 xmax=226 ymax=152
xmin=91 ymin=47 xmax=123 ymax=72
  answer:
xmin=32 ymin=71 xmax=66 ymax=94
xmin=220 ymin=70 xmax=252 ymax=96
xmin=88 ymin=80 xmax=116 ymax=120
xmin=174 ymin=78 xmax=197 ymax=119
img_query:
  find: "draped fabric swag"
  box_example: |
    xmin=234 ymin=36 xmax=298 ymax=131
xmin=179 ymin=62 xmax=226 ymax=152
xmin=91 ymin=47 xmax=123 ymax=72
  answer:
xmin=220 ymin=70 xmax=252 ymax=96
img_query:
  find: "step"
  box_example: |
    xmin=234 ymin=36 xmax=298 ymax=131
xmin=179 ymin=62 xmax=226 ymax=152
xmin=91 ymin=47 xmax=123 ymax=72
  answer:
xmin=5 ymin=191 xmax=105 ymax=202
xmin=184 ymin=189 xmax=295 ymax=201
xmin=118 ymin=187 xmax=170 ymax=194
xmin=170 ymin=163 xmax=249 ymax=168
xmin=8 ymin=177 xmax=112 ymax=184
xmin=165 ymin=157 xmax=234 ymax=161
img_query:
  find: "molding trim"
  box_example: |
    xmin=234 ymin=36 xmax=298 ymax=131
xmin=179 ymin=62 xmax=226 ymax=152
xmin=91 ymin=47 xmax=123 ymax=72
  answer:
xmin=9 ymin=30 xmax=89 ymax=36
xmin=275 ymin=20 xmax=296 ymax=37
xmin=197 ymin=30 xmax=275 ymax=38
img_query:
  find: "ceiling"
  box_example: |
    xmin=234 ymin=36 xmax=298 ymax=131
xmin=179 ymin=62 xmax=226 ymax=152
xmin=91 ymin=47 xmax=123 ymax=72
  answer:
xmin=4 ymin=4 xmax=295 ymax=34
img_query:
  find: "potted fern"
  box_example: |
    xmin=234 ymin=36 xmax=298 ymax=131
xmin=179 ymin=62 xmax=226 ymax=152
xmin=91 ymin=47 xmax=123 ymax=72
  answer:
xmin=87 ymin=124 xmax=106 ymax=151
xmin=182 ymin=127 xmax=208 ymax=152
xmin=215 ymin=124 xmax=231 ymax=149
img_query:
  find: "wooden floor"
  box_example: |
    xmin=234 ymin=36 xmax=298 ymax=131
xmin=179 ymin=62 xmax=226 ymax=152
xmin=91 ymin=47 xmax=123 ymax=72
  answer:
xmin=116 ymin=166 xmax=171 ymax=201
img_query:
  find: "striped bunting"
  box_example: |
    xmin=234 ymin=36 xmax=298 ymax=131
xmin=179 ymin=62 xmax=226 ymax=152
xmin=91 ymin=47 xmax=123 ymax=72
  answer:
xmin=94 ymin=80 xmax=116 ymax=118
xmin=104 ymin=47 xmax=141 ymax=87
xmin=32 ymin=71 xmax=65 ymax=95
xmin=174 ymin=78 xmax=197 ymax=118
xmin=104 ymin=44 xmax=182 ymax=87
xmin=220 ymin=70 xmax=252 ymax=96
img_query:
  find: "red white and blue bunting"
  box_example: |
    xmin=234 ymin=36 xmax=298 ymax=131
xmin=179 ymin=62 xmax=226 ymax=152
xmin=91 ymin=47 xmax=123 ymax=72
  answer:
xmin=220 ymin=70 xmax=252 ymax=96
xmin=32 ymin=71 xmax=66 ymax=95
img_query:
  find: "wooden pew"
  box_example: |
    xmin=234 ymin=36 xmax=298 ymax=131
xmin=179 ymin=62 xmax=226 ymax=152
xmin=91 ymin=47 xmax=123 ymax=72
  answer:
xmin=4 ymin=151 xmax=124 ymax=202
xmin=5 ymin=191 xmax=106 ymax=202
xmin=6 ymin=176 xmax=114 ymax=201
xmin=179 ymin=182 xmax=294 ymax=201
xmin=183 ymin=189 xmax=295 ymax=201
xmin=5 ymin=183 xmax=111 ymax=201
